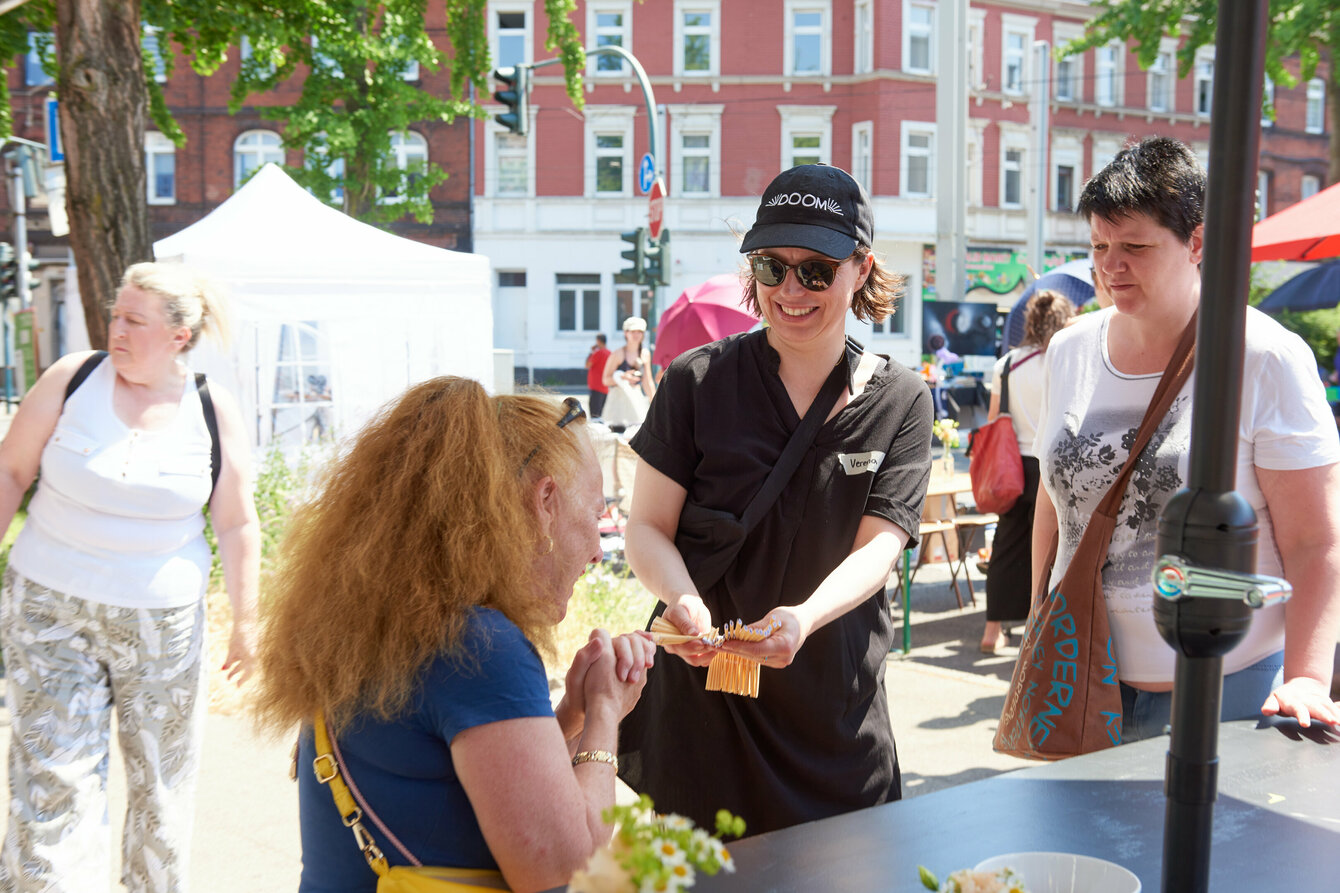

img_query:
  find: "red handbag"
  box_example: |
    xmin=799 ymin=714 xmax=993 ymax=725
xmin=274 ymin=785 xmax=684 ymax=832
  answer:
xmin=967 ymin=351 xmax=1034 ymax=514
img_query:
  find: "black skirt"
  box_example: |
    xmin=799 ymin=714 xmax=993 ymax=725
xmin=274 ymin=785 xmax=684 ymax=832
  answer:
xmin=985 ymin=455 xmax=1041 ymax=622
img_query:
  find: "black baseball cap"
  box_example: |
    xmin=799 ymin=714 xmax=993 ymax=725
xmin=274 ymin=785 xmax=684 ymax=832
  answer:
xmin=740 ymin=163 xmax=873 ymax=258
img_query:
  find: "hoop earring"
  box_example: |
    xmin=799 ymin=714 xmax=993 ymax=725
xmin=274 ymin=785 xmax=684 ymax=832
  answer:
xmin=540 ymin=536 xmax=554 ymax=556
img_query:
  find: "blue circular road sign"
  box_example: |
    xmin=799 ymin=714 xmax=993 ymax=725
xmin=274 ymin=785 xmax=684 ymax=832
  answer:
xmin=637 ymin=153 xmax=656 ymax=194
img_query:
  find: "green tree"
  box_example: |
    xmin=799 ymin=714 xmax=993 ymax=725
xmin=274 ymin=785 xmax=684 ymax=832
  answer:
xmin=1062 ymin=1 xmax=1339 ymax=185
xmin=0 ymin=0 xmax=586 ymax=347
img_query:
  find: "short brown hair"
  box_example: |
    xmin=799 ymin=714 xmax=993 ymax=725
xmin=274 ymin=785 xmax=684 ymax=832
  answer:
xmin=741 ymin=246 xmax=905 ymax=324
xmin=1022 ymin=289 xmax=1075 ymax=351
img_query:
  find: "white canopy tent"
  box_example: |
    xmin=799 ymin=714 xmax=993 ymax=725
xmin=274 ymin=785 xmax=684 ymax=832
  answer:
xmin=68 ymin=163 xmax=493 ymax=450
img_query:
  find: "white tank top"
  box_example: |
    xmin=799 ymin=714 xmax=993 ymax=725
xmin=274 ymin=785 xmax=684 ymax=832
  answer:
xmin=11 ymin=356 xmax=214 ymax=609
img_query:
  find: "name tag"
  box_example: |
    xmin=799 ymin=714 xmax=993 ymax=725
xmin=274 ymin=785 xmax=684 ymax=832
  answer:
xmin=837 ymin=451 xmax=885 ymax=475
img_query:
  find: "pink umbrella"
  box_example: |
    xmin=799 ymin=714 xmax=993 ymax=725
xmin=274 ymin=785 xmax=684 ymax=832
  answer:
xmin=652 ymin=274 xmax=759 ymax=368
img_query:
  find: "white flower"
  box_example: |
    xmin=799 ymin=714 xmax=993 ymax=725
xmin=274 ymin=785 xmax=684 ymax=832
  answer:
xmin=666 ymin=863 xmax=696 ymax=888
xmin=651 ymin=837 xmax=686 ymax=867
xmin=659 ymin=814 xmax=693 ymax=831
xmin=566 ymin=845 xmax=634 ymax=893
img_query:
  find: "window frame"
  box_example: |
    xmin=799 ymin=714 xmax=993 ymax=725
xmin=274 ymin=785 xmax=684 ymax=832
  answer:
xmin=853 ymin=0 xmax=874 ymax=75
xmin=784 ymin=0 xmax=831 ymax=78
xmin=673 ymin=1 xmax=720 ymax=78
xmin=899 ymin=121 xmax=935 ymax=199
xmin=998 ymin=125 xmax=1028 ymax=209
xmin=1262 ymin=76 xmax=1276 ymax=127
xmin=1051 ymin=138 xmax=1081 ymax=213
xmin=490 ymin=124 xmax=532 ymax=197
xmin=1193 ymin=47 xmax=1215 ymax=118
xmin=145 ymin=131 xmax=176 ymax=206
xmin=556 ymin=273 xmax=603 ymax=334
xmin=1051 ymin=23 xmax=1083 ymax=103
xmin=490 ymin=2 xmax=533 ymax=72
xmin=233 ymin=129 xmax=284 ymax=189
xmin=1306 ymin=79 xmax=1326 ymax=134
xmin=851 ymin=120 xmax=873 ymax=194
xmin=1256 ymin=169 xmax=1270 ymax=222
xmin=587 ymin=1 xmax=632 ymax=78
xmin=668 ymin=104 xmax=723 ymax=198
xmin=379 ymin=130 xmax=430 ymax=206
xmin=1300 ymin=174 xmax=1320 ymax=201
xmin=1147 ymin=41 xmax=1175 ymax=113
xmin=584 ymin=107 xmax=635 ymax=198
xmin=1000 ymin=14 xmax=1037 ymax=97
xmin=902 ymin=0 xmax=935 ymax=76
xmin=25 ymin=31 xmax=54 ymax=87
xmin=778 ymin=106 xmax=836 ymax=170
xmin=1095 ymin=42 xmax=1122 ymax=107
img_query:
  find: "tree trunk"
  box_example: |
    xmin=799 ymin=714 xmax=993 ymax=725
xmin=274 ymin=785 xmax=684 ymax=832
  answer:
xmin=55 ymin=0 xmax=152 ymax=350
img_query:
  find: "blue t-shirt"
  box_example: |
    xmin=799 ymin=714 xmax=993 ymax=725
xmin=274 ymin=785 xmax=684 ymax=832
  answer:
xmin=297 ymin=607 xmax=555 ymax=893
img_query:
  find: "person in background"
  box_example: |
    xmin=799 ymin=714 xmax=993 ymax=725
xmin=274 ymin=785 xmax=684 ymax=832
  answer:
xmin=255 ymin=380 xmax=654 ymax=893
xmin=979 ymin=290 xmax=1074 ymax=654
xmin=1034 ymin=136 xmax=1340 ymax=740
xmin=0 ymin=262 xmax=259 ymax=892
xmin=602 ymin=317 xmax=656 ymax=401
xmin=586 ymin=334 xmax=611 ymax=419
xmin=620 ymin=163 xmax=932 ymax=835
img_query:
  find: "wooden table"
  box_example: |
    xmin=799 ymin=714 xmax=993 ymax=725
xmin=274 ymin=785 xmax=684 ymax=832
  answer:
xmin=896 ymin=471 xmax=976 ymax=653
xmin=671 ymin=719 xmax=1340 ymax=892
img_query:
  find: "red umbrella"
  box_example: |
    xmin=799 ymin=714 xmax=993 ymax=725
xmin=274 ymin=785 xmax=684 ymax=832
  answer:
xmin=1251 ymin=180 xmax=1340 ymax=261
xmin=651 ymin=273 xmax=759 ymax=367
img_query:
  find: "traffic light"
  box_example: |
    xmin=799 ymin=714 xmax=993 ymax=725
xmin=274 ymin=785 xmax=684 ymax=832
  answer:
xmin=615 ymin=227 xmax=645 ymax=284
xmin=493 ymin=64 xmax=530 ymax=136
xmin=0 ymin=243 xmax=14 ymax=301
xmin=643 ymin=230 xmax=670 ymax=287
xmin=20 ymin=251 xmax=38 ymax=294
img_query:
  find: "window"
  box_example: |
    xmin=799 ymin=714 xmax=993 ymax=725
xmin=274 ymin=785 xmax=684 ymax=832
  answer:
xmin=142 ymin=26 xmax=167 ymax=83
xmin=903 ymin=1 xmax=934 ymax=75
xmin=25 ymin=32 xmax=54 ymax=87
xmin=145 ymin=132 xmax=176 ymax=205
xmin=853 ymin=0 xmax=873 ymax=75
xmin=668 ymin=104 xmax=722 ymax=197
xmin=498 ymin=271 xmax=527 ymax=287
xmin=1052 ymin=24 xmax=1082 ymax=103
xmin=786 ymin=2 xmax=829 ymax=77
xmin=1003 ymin=33 xmax=1025 ymax=94
xmin=900 ymin=122 xmax=934 ymax=198
xmin=1256 ymin=170 xmax=1270 ymax=222
xmin=240 ymin=36 xmax=278 ymax=79
xmin=1306 ymin=79 xmax=1325 ymax=134
xmin=616 ymin=286 xmax=653 ymax=331
xmin=557 ymin=274 xmax=601 ymax=333
xmin=382 ymin=130 xmax=429 ymax=203
xmin=494 ymin=7 xmax=529 ymax=70
xmin=496 ymin=132 xmax=528 ymax=196
xmin=270 ymin=321 xmax=334 ymax=446
xmin=851 ymin=121 xmax=873 ymax=193
xmin=966 ymin=126 xmax=984 ymax=206
xmin=1096 ymin=43 xmax=1120 ymax=106
xmin=310 ymin=35 xmax=343 ymax=78
xmin=779 ymin=106 xmax=835 ymax=168
xmin=966 ymin=9 xmax=986 ymax=89
xmin=679 ymin=134 xmax=710 ymax=194
xmin=1001 ymin=144 xmax=1024 ymax=208
xmin=234 ymin=130 xmax=283 ymax=188
xmin=1301 ymin=174 xmax=1320 ymax=200
xmin=1055 ymin=164 xmax=1074 ymax=211
xmin=1262 ymin=76 xmax=1275 ymax=127
xmin=595 ymin=134 xmax=625 ymax=193
xmin=588 ymin=3 xmax=630 ymax=76
xmin=1148 ymin=50 xmax=1172 ymax=113
xmin=675 ymin=3 xmax=719 ymax=77
xmin=1091 ymin=138 xmax=1122 ymax=182
xmin=1194 ymin=49 xmax=1214 ymax=117
xmin=871 ymin=290 xmax=906 ymax=334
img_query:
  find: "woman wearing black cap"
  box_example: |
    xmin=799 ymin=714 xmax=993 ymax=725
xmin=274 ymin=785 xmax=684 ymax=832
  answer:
xmin=618 ymin=164 xmax=934 ymax=834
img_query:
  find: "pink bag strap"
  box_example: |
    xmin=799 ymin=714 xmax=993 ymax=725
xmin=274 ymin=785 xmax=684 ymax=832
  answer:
xmin=325 ymin=717 xmax=423 ymax=867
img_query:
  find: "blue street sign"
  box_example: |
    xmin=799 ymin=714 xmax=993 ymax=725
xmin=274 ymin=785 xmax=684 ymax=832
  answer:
xmin=637 ymin=152 xmax=655 ymax=194
xmin=45 ymin=96 xmax=62 ymax=163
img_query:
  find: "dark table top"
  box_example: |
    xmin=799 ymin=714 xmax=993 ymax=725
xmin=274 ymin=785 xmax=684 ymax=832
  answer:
xmin=673 ymin=719 xmax=1340 ymax=892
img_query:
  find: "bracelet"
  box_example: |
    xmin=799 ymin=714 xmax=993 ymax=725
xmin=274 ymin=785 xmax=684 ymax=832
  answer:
xmin=572 ymin=750 xmax=619 ymax=770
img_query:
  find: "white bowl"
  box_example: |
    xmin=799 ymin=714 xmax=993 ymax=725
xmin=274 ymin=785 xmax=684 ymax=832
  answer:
xmin=973 ymin=852 xmax=1141 ymax=893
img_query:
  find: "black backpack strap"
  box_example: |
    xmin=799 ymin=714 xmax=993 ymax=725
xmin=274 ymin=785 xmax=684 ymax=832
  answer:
xmin=64 ymin=351 xmax=108 ymax=403
xmin=194 ymin=373 xmax=222 ymax=496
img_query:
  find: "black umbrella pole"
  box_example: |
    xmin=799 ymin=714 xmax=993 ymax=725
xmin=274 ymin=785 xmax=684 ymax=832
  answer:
xmin=1152 ymin=2 xmax=1270 ymax=892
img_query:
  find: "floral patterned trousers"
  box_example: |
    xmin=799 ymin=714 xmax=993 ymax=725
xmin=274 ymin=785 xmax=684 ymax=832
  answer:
xmin=0 ymin=568 xmax=206 ymax=893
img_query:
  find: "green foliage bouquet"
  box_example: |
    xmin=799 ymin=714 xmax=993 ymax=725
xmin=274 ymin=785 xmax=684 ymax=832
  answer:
xmin=567 ymin=795 xmax=744 ymax=893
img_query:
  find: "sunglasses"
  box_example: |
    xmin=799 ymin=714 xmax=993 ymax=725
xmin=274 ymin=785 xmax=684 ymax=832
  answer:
xmin=519 ymin=397 xmax=586 ymax=472
xmin=749 ymin=253 xmax=852 ymax=292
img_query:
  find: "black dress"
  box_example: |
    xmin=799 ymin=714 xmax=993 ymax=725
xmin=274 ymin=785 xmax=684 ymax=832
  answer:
xmin=618 ymin=330 xmax=933 ymax=835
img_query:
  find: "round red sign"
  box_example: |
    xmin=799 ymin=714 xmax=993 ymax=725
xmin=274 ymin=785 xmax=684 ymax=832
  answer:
xmin=648 ymin=178 xmax=666 ymax=241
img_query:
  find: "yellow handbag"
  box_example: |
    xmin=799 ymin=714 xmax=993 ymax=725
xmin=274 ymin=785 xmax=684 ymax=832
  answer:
xmin=312 ymin=712 xmax=511 ymax=892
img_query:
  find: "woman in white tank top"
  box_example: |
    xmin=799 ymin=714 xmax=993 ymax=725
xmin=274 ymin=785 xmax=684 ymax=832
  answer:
xmin=0 ymin=262 xmax=259 ymax=892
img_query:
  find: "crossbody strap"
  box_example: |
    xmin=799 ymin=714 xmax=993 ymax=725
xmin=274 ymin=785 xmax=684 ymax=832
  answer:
xmin=998 ymin=354 xmax=1014 ymax=418
xmin=193 ymin=373 xmax=221 ymax=497
xmin=739 ymin=352 xmax=849 ymax=535
xmin=64 ymin=351 xmax=108 ymax=400
xmin=1092 ymin=312 xmax=1197 ymax=520
xmin=312 ymin=712 xmax=397 ymax=876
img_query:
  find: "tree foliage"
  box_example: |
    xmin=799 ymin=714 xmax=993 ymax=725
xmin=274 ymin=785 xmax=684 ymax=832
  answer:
xmin=1061 ymin=1 xmax=1339 ymax=183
